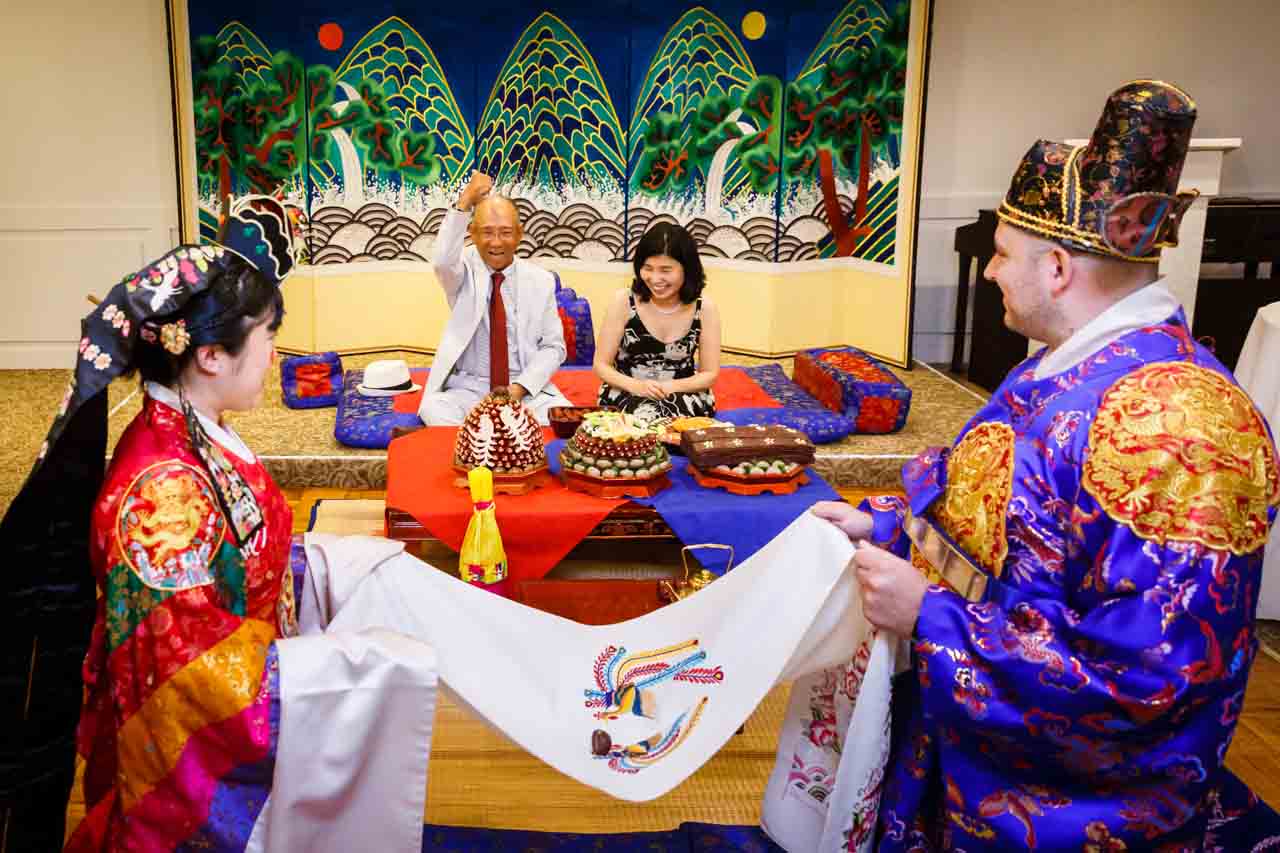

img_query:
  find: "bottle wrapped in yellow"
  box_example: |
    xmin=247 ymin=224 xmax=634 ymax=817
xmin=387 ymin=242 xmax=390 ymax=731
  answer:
xmin=459 ymin=467 xmax=509 ymax=596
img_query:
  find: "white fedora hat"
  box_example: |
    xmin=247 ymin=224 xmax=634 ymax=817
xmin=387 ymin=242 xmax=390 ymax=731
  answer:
xmin=356 ymin=359 xmax=422 ymax=397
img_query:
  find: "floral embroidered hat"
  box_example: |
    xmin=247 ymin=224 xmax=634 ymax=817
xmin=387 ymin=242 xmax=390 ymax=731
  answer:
xmin=997 ymin=80 xmax=1199 ymax=262
xmin=27 ymin=195 xmax=296 ymax=481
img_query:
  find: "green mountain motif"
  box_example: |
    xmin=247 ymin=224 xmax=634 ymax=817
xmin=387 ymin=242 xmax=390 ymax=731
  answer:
xmin=474 ymin=12 xmax=626 ymax=191
xmin=213 ymin=21 xmax=273 ymax=86
xmin=335 ymin=16 xmax=472 ymax=185
xmin=628 ymin=7 xmax=757 ymax=199
xmin=795 ymin=0 xmax=890 ymax=88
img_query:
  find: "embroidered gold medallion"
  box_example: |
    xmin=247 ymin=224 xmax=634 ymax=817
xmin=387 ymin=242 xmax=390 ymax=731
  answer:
xmin=1083 ymin=363 xmax=1280 ymax=554
xmin=118 ymin=462 xmax=225 ymax=589
xmin=934 ymin=421 xmax=1016 ymax=576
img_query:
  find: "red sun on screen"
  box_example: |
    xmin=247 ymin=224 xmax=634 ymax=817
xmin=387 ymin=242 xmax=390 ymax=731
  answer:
xmin=318 ymin=22 xmax=344 ymax=51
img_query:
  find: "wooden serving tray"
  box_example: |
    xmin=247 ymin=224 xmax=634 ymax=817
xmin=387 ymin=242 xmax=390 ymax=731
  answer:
xmin=561 ymin=468 xmax=673 ymax=498
xmin=452 ymin=465 xmax=552 ymax=496
xmin=688 ymin=464 xmax=809 ymax=496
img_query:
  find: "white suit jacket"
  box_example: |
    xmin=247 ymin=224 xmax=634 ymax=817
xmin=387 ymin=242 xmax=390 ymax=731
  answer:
xmin=426 ymin=208 xmax=566 ymax=398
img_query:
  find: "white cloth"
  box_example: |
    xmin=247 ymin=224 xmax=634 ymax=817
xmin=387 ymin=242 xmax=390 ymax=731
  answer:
xmin=247 ymin=536 xmax=438 ymax=853
xmin=296 ymin=533 xmax=402 ymax=634
xmin=248 ymin=630 xmax=438 ymax=853
xmin=762 ymin=631 xmax=905 ymax=853
xmin=308 ymin=513 xmax=884 ymax=811
xmin=1234 ymin=300 xmax=1280 ymax=618
xmin=423 ymin=208 xmax=567 ymax=422
xmin=1033 ymin=281 xmax=1181 ymax=379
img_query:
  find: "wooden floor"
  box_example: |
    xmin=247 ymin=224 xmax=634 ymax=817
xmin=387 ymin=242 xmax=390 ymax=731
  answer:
xmin=61 ymin=486 xmax=1280 ymax=839
xmin=281 ymin=486 xmax=1280 ymax=818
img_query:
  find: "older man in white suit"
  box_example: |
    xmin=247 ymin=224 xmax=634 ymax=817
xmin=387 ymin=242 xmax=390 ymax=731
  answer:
xmin=419 ymin=171 xmax=571 ymax=425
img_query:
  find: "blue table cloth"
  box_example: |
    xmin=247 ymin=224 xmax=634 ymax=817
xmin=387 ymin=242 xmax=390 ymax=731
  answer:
xmin=548 ymin=439 xmax=840 ymax=575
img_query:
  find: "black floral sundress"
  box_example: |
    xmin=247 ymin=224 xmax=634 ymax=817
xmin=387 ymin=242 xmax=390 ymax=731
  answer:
xmin=597 ymin=294 xmax=716 ymax=420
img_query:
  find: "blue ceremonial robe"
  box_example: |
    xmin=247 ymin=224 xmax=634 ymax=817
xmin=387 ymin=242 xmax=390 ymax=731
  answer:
xmin=864 ymin=312 xmax=1280 ymax=850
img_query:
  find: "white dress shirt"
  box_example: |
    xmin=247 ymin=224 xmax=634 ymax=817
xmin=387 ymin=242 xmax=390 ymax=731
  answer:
xmin=449 ymin=263 xmax=525 ymax=391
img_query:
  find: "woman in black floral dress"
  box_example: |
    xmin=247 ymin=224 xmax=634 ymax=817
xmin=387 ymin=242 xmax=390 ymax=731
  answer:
xmin=594 ymin=222 xmax=721 ymax=421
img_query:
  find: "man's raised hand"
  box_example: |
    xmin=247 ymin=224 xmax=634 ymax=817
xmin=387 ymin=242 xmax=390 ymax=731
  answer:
xmin=458 ymin=171 xmax=493 ymax=212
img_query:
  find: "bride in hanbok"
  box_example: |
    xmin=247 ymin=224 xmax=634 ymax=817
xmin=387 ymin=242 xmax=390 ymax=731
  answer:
xmin=1 ymin=199 xmax=437 ymax=852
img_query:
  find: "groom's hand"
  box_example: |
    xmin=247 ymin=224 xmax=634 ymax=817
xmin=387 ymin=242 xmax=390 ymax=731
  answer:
xmin=810 ymin=501 xmax=873 ymax=542
xmin=851 ymin=542 xmax=927 ymax=637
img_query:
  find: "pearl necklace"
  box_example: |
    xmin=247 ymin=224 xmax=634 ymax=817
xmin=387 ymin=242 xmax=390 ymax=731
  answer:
xmin=650 ymin=300 xmax=684 ymax=315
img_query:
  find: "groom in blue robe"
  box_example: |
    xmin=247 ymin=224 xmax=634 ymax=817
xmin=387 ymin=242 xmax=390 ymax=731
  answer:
xmin=815 ymin=80 xmax=1280 ymax=850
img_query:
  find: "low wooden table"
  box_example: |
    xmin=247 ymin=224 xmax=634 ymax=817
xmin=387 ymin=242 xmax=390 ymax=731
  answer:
xmin=385 ymin=503 xmax=687 ymax=625
xmin=384 ymin=501 xmax=679 ymax=545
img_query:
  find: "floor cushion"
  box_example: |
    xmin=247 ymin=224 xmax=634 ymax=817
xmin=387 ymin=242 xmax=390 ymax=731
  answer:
xmin=741 ymin=364 xmax=827 ymax=410
xmin=792 ymin=346 xmax=912 ymax=434
xmin=717 ymin=406 xmax=856 ymax=444
xmin=554 ymin=275 xmax=595 ymax=367
xmin=281 ymin=351 xmax=343 ymax=409
xmin=333 ymin=368 xmax=426 ymax=449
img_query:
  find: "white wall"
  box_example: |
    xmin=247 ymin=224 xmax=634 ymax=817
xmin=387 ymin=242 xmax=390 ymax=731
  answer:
xmin=913 ymin=0 xmax=1280 ymax=363
xmin=0 ymin=1 xmax=178 ymax=368
xmin=1 ymin=0 xmax=1276 ymax=367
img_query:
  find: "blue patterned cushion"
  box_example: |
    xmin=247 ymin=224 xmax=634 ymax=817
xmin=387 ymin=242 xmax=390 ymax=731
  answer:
xmin=557 ymin=295 xmax=595 ymax=366
xmin=718 ymin=406 xmax=855 ymax=444
xmin=794 ymin=346 xmax=912 ymax=433
xmin=741 ymin=364 xmax=826 ymax=410
xmin=333 ymin=368 xmax=425 ymax=449
xmin=281 ymin=351 xmax=342 ymax=409
xmin=554 ymin=273 xmax=595 ymax=367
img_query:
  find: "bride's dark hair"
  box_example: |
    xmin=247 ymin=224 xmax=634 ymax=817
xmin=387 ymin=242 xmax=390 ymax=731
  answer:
xmin=131 ymin=255 xmax=284 ymax=386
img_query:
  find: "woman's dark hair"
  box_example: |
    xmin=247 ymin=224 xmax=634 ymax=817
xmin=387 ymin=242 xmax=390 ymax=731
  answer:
xmin=630 ymin=222 xmax=706 ymax=304
xmin=132 ymin=256 xmax=284 ymax=386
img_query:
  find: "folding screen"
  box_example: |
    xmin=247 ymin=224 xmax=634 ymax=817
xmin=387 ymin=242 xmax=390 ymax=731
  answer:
xmin=171 ymin=0 xmax=932 ymax=364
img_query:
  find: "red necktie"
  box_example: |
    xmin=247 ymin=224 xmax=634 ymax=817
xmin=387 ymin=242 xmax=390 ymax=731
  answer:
xmin=489 ymin=271 xmax=509 ymax=389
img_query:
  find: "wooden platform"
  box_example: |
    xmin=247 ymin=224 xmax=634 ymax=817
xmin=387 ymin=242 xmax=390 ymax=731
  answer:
xmin=92 ymin=356 xmax=989 ymax=494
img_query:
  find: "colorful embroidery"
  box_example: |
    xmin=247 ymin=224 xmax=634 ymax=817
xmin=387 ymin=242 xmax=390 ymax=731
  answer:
xmin=1083 ymin=363 xmax=1280 ymax=554
xmin=718 ymin=406 xmax=855 ymax=444
xmin=856 ymin=396 xmax=903 ymax=434
xmin=997 ymin=81 xmax=1196 ymax=261
xmin=816 ymin=349 xmax=895 ymax=383
xmin=182 ymin=395 xmax=264 ymax=547
xmin=591 ymin=698 xmax=710 ymax=774
xmin=585 ymin=640 xmax=723 ymax=773
xmin=276 ymin=560 xmax=299 ymax=637
xmin=934 ymin=421 xmax=1016 ymax=576
xmin=118 ymin=462 xmax=225 ymax=590
xmin=786 ymin=754 xmax=835 ymax=803
xmin=742 ymin=363 xmax=827 ymax=411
